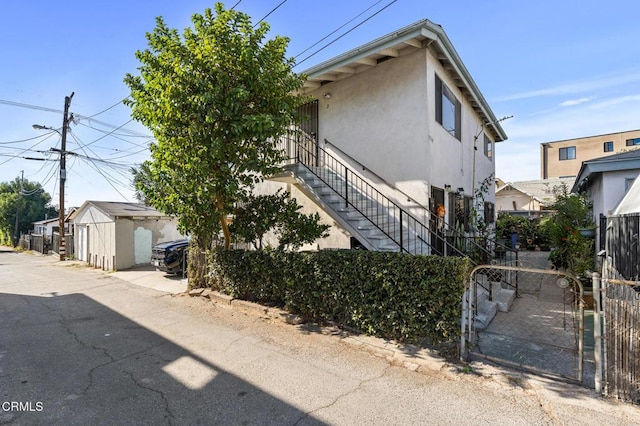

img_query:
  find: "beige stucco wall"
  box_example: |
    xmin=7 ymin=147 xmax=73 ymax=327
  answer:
xmin=116 ymin=218 xmax=185 ymax=270
xmin=252 ymin=180 xmax=351 ymax=250
xmin=541 ymin=129 xmax=640 ymax=178
xmin=306 ymin=46 xmax=496 ymax=220
xmin=495 ymin=188 xmax=542 ymax=213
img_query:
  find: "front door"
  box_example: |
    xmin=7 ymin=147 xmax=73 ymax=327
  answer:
xmin=296 ymin=100 xmax=319 ymax=166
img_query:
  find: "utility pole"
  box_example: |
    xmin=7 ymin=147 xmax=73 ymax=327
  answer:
xmin=13 ymin=170 xmax=23 ymax=247
xmin=58 ymin=92 xmax=74 ymax=261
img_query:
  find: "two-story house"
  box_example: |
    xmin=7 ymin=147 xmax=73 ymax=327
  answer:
xmin=264 ymin=19 xmax=507 ymax=255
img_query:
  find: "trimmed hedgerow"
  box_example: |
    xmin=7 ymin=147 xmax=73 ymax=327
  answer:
xmin=208 ymin=249 xmax=470 ymax=345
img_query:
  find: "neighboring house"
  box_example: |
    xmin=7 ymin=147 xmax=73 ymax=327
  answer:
xmin=32 ymin=208 xmax=76 ymax=237
xmin=32 ymin=218 xmax=58 ymax=237
xmin=69 ymin=201 xmax=184 ymax=271
xmin=572 ymin=150 xmax=640 ymax=251
xmin=540 ymin=129 xmax=640 ymax=179
xmin=265 ymin=19 xmax=507 ymax=254
xmin=495 ymin=177 xmax=574 ymax=218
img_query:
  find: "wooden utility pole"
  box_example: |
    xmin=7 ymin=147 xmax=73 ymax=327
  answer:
xmin=58 ymin=92 xmax=74 ymax=261
xmin=13 ymin=170 xmax=23 ymax=247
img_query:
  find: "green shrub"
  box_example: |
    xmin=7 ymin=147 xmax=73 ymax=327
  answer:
xmin=208 ymin=249 xmax=470 ymax=346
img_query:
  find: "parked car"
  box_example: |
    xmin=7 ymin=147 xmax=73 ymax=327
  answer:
xmin=151 ymin=239 xmax=189 ymax=274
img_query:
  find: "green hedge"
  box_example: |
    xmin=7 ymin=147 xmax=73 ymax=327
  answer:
xmin=208 ymin=249 xmax=470 ymax=345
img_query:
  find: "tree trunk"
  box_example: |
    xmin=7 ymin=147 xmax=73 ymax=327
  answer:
xmin=216 ymin=196 xmax=231 ymax=250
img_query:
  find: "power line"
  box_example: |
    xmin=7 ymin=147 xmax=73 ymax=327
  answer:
xmin=0 ymin=98 xmax=63 ymax=114
xmin=85 ymin=97 xmax=129 ymax=119
xmin=296 ymin=0 xmax=399 ymax=67
xmin=0 ymin=133 xmax=60 ymax=167
xmin=0 ymin=132 xmax=59 ymax=145
xmin=76 ymin=122 xmax=152 ymax=148
xmin=254 ymin=0 xmax=288 ymax=28
xmin=293 ymin=0 xmax=386 ymax=59
xmin=74 ymin=118 xmax=135 ymax=149
xmin=74 ymin=114 xmax=152 ymax=138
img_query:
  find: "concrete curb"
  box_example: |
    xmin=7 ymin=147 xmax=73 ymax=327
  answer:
xmin=187 ymin=288 xmax=451 ymax=374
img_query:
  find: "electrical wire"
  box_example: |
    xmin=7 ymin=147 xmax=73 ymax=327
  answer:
xmin=254 ymin=0 xmax=288 ymax=28
xmin=76 ymin=122 xmax=152 ymax=149
xmin=74 ymin=114 xmax=152 ymax=138
xmin=69 ymin=132 xmax=138 ymax=198
xmin=293 ymin=0 xmax=386 ymax=59
xmin=84 ymin=97 xmax=129 ymax=119
xmin=74 ymin=118 xmax=135 ymax=149
xmin=0 ymin=98 xmax=63 ymax=114
xmin=0 ymin=132 xmax=60 ymax=167
xmin=0 ymin=132 xmax=59 ymax=145
xmin=295 ymin=0 xmax=399 ymax=67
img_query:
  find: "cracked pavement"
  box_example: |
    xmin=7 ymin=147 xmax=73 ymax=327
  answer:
xmin=1 ymin=248 xmax=640 ymax=425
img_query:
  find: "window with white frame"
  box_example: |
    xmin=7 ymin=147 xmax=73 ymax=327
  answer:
xmin=484 ymin=134 xmax=493 ymax=159
xmin=435 ymin=74 xmax=461 ymax=140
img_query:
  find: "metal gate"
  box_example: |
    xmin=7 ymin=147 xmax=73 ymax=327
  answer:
xmin=461 ymin=263 xmax=586 ymax=383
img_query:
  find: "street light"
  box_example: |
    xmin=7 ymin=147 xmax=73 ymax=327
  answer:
xmin=32 ymin=124 xmax=61 ymax=133
xmin=32 ymin=91 xmax=74 ymax=261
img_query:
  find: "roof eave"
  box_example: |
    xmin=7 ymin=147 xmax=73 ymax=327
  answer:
xmin=300 ymin=19 xmax=507 ymax=142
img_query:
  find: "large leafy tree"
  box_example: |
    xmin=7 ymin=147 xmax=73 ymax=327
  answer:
xmin=230 ymin=189 xmax=330 ymax=251
xmin=124 ymin=3 xmax=307 ymax=250
xmin=0 ymin=178 xmax=57 ymax=246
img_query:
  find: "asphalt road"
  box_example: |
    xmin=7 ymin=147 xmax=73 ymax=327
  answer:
xmin=1 ymin=248 xmax=639 ymax=425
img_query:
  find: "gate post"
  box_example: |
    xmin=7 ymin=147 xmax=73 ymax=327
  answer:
xmin=460 ymin=285 xmax=468 ymax=361
xmin=593 ymin=272 xmax=603 ymax=393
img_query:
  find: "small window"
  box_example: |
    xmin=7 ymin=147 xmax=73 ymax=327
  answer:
xmin=625 ymin=178 xmax=636 ymax=192
xmin=484 ymin=201 xmax=495 ymax=224
xmin=626 ymin=138 xmax=640 ymax=146
xmin=452 ymin=194 xmax=472 ymax=232
xmin=559 ymin=146 xmax=576 ymax=161
xmin=484 ymin=134 xmax=493 ymax=159
xmin=435 ymin=74 xmax=461 ymax=140
xmin=604 ymin=141 xmax=613 ymax=152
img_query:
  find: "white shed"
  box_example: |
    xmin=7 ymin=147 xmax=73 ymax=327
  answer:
xmin=69 ymin=201 xmax=185 ymax=271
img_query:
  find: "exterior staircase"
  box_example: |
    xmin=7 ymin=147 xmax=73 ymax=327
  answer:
xmin=273 ymin=135 xmax=517 ymax=328
xmin=287 ymin=163 xmax=434 ymax=254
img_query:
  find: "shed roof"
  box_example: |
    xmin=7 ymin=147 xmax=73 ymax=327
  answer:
xmin=69 ymin=201 xmax=170 ymax=221
xmin=300 ymin=19 xmax=507 ymax=142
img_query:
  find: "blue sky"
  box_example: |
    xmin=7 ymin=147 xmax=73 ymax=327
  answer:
xmin=2 ymin=0 xmax=640 ymax=208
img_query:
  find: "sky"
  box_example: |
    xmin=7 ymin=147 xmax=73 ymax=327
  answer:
xmin=2 ymin=0 xmax=640 ymax=209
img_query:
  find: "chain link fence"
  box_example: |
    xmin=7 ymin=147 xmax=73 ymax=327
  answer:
xmin=462 ymin=252 xmax=588 ymax=383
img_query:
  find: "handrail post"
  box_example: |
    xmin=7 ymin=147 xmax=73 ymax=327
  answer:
xmin=400 ymin=209 xmax=404 ymax=252
xmin=345 ymin=166 xmax=349 ymax=208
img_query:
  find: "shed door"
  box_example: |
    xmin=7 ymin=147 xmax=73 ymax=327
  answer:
xmin=77 ymin=225 xmax=89 ymax=262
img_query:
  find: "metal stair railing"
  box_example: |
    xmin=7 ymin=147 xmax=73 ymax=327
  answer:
xmin=277 ymin=133 xmax=516 ymax=265
xmin=282 ymin=134 xmax=462 ymax=256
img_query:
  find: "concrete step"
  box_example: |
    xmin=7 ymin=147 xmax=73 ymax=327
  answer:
xmin=491 ymin=282 xmax=516 ymax=313
xmin=474 ymin=297 xmax=498 ymax=330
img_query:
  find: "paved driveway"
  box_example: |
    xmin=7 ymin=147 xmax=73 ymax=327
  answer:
xmin=1 ymin=248 xmax=639 ymax=425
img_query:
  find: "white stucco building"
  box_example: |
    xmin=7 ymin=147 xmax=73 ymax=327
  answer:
xmin=572 ymin=149 xmax=640 ymax=251
xmin=265 ymin=19 xmax=507 ymax=253
xmin=69 ymin=201 xmax=184 ymax=271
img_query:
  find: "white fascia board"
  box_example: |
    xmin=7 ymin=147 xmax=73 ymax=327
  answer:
xmin=300 ymin=19 xmax=507 ymax=142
